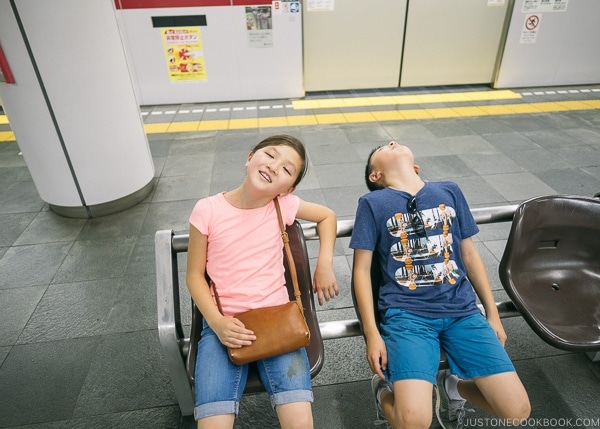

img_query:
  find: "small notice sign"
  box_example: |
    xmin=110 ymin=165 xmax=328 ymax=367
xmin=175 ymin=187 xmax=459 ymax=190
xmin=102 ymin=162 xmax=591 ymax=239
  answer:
xmin=520 ymin=14 xmax=541 ymax=44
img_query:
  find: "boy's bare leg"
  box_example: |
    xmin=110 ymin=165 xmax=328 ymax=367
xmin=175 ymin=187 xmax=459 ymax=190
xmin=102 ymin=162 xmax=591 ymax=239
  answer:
xmin=381 ymin=379 xmax=434 ymax=429
xmin=458 ymin=372 xmax=530 ymax=422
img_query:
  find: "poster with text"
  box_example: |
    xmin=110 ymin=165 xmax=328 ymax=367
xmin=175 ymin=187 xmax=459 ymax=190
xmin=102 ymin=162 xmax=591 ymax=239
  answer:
xmin=246 ymin=6 xmax=273 ymax=48
xmin=161 ymin=27 xmax=207 ymax=81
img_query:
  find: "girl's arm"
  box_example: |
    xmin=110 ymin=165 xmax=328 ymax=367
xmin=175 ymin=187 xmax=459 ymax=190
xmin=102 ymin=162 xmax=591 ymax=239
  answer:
xmin=353 ymin=249 xmax=387 ymax=380
xmin=296 ymin=199 xmax=339 ymax=305
xmin=460 ymin=237 xmax=507 ymax=345
xmin=186 ymin=224 xmax=256 ymax=348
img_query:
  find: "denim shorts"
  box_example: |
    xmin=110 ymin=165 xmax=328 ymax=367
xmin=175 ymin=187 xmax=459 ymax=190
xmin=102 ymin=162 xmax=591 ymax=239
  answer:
xmin=381 ymin=308 xmax=515 ymax=385
xmin=193 ymin=320 xmax=313 ymax=421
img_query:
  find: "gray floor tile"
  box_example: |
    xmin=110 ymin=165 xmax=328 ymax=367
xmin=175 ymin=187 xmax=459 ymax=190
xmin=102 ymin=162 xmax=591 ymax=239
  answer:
xmin=0 ymin=179 xmax=46 ymax=214
xmin=0 ymin=286 xmax=46 ymax=346
xmin=549 ymin=144 xmax=600 ymax=168
xmin=0 ymin=242 xmax=72 ymax=289
xmin=72 ymin=330 xmax=176 ymax=417
xmin=0 ymin=337 xmax=100 ymax=428
xmin=140 ymin=200 xmax=198 ymax=235
xmin=17 ymin=279 xmax=121 ymax=343
xmin=417 ymin=155 xmax=476 ymax=180
xmin=152 ymin=174 xmax=210 ymax=203
xmin=14 ymin=211 xmax=86 ymax=245
xmin=77 ymin=203 xmax=149 ymax=241
xmin=459 ymin=152 xmax=524 ymax=176
xmin=52 ymin=237 xmax=135 ymax=284
xmin=69 ymin=406 xmax=183 ymax=429
xmin=161 ymin=152 xmax=215 ymax=178
xmin=104 ymin=274 xmax=158 ymax=334
xmin=0 ymin=212 xmax=36 ymax=246
xmin=533 ymin=168 xmax=600 ymax=197
xmin=313 ymin=162 xmax=365 ymax=188
xmin=480 ymin=172 xmax=557 ymax=203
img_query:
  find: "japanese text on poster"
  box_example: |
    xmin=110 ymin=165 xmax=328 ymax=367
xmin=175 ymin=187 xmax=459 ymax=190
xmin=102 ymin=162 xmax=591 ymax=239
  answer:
xmin=161 ymin=27 xmax=207 ymax=82
xmin=522 ymin=0 xmax=568 ymax=13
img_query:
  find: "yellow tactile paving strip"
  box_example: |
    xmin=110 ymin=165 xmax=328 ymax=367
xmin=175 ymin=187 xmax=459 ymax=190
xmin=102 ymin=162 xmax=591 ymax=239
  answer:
xmin=1 ymin=91 xmax=600 ymax=141
xmin=291 ymin=89 xmax=522 ymax=109
xmin=141 ymin=99 xmax=600 ymax=134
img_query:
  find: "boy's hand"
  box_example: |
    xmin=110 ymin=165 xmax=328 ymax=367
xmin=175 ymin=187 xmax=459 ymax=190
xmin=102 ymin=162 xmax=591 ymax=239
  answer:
xmin=366 ymin=334 xmax=388 ymax=381
xmin=487 ymin=314 xmax=508 ymax=346
xmin=312 ymin=264 xmax=339 ymax=305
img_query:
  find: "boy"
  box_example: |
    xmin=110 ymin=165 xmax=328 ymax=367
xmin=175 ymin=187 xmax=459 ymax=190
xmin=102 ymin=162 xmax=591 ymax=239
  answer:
xmin=350 ymin=141 xmax=530 ymax=429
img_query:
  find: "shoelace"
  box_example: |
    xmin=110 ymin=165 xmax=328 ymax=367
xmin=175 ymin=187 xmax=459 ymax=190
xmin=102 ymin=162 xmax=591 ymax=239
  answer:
xmin=455 ymin=405 xmax=475 ymax=428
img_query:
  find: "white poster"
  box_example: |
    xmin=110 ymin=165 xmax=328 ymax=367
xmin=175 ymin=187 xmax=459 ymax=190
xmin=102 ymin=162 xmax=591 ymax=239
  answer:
xmin=246 ymin=6 xmax=274 ymax=48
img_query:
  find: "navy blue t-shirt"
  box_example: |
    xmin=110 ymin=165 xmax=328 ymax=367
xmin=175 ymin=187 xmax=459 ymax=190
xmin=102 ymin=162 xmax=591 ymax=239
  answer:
xmin=350 ymin=182 xmax=481 ymax=318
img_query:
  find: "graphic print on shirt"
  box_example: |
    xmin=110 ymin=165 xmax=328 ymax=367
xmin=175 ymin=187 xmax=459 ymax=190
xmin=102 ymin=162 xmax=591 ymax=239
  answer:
xmin=386 ymin=203 xmax=460 ymax=290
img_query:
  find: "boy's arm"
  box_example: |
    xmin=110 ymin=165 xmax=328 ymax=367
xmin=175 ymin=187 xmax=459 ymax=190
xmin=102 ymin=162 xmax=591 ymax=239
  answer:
xmin=353 ymin=249 xmax=387 ymax=380
xmin=296 ymin=200 xmax=339 ymax=305
xmin=460 ymin=237 xmax=508 ymax=345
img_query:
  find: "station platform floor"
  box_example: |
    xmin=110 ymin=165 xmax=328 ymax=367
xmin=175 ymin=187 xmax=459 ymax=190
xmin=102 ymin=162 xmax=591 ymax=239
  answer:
xmin=1 ymin=84 xmax=600 ymax=428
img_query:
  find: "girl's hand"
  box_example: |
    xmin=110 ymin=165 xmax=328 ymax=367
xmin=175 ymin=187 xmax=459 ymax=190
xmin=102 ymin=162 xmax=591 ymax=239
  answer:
xmin=313 ymin=263 xmax=339 ymax=305
xmin=212 ymin=316 xmax=257 ymax=348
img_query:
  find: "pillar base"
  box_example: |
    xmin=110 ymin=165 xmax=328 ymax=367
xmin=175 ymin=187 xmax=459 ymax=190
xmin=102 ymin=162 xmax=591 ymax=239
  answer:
xmin=49 ymin=179 xmax=155 ymax=218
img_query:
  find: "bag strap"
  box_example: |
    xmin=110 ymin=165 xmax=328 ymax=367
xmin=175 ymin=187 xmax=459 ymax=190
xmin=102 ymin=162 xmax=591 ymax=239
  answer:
xmin=273 ymin=197 xmax=304 ymax=315
xmin=212 ymin=197 xmax=304 ymax=315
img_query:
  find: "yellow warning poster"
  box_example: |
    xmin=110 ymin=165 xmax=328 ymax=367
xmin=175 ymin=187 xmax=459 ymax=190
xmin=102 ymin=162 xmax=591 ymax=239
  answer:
xmin=161 ymin=27 xmax=207 ymax=82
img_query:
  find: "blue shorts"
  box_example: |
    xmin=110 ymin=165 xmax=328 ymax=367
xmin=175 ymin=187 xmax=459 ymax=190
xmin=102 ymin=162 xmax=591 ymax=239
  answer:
xmin=381 ymin=309 xmax=515 ymax=385
xmin=193 ymin=320 xmax=313 ymax=421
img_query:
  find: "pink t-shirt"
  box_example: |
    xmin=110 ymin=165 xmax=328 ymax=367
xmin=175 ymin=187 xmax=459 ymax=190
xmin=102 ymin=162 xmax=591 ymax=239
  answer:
xmin=189 ymin=192 xmax=300 ymax=316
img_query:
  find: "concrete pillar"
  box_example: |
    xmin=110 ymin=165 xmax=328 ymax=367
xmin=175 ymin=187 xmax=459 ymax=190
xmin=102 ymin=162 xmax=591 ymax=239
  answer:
xmin=0 ymin=0 xmax=154 ymax=218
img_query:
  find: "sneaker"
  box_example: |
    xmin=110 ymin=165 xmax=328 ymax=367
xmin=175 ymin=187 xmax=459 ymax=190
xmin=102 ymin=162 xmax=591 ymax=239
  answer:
xmin=371 ymin=374 xmax=393 ymax=428
xmin=435 ymin=370 xmax=472 ymax=429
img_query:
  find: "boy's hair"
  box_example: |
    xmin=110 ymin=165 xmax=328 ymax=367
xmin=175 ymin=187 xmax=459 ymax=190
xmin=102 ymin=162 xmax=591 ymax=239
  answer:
xmin=365 ymin=146 xmax=384 ymax=192
xmin=252 ymin=134 xmax=308 ymax=187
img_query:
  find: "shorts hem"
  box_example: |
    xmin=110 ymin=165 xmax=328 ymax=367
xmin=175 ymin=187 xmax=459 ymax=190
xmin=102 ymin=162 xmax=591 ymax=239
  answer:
xmin=388 ymin=371 xmax=436 ymax=385
xmin=194 ymin=400 xmax=239 ymax=421
xmin=270 ymin=389 xmax=314 ymax=409
xmin=458 ymin=364 xmax=516 ymax=380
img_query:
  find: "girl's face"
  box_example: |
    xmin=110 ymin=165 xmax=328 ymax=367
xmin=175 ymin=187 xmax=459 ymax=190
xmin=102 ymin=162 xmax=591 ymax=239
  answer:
xmin=245 ymin=145 xmax=303 ymax=196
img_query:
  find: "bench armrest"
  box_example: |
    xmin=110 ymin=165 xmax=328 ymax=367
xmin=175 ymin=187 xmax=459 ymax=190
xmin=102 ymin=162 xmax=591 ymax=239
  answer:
xmin=155 ymin=230 xmax=194 ymax=416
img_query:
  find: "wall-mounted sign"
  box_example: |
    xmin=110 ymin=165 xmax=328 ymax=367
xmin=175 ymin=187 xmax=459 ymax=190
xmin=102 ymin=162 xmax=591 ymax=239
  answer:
xmin=161 ymin=27 xmax=207 ymax=81
xmin=246 ymin=6 xmax=274 ymax=48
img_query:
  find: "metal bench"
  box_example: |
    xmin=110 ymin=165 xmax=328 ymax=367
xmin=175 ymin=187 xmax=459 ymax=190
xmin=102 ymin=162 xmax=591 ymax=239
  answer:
xmin=156 ymin=203 xmax=525 ymax=416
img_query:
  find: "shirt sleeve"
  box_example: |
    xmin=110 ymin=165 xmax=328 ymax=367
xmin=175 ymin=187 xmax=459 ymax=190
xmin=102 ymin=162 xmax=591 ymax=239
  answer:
xmin=451 ymin=184 xmax=479 ymax=240
xmin=189 ymin=197 xmax=212 ymax=235
xmin=349 ymin=195 xmax=378 ymax=251
xmin=278 ymin=194 xmax=300 ymax=226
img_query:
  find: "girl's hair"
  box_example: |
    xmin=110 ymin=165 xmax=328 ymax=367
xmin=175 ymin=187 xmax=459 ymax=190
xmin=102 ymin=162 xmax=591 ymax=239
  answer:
xmin=251 ymin=134 xmax=308 ymax=187
xmin=365 ymin=146 xmax=384 ymax=192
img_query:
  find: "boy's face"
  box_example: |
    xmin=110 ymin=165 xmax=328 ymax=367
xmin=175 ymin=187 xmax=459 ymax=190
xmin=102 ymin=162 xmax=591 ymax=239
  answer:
xmin=370 ymin=141 xmax=417 ymax=174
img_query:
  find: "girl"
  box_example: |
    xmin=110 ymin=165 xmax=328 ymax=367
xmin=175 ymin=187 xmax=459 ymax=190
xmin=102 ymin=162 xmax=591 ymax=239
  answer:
xmin=186 ymin=134 xmax=339 ymax=429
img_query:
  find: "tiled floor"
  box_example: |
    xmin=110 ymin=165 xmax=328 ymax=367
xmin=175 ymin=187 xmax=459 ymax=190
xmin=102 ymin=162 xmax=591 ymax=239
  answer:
xmin=0 ymin=85 xmax=600 ymax=428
